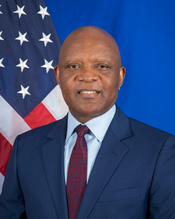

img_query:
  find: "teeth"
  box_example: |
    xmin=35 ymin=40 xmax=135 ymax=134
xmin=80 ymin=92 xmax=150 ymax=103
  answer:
xmin=81 ymin=91 xmax=98 ymax=94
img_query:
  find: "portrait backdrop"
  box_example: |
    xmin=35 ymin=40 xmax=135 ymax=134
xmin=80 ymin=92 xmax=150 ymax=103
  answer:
xmin=0 ymin=0 xmax=175 ymax=193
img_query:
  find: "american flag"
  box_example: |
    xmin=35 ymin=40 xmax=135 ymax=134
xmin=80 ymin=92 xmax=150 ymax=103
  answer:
xmin=0 ymin=0 xmax=68 ymax=193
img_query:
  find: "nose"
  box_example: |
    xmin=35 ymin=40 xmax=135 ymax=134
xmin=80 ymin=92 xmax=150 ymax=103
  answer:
xmin=77 ymin=66 xmax=99 ymax=82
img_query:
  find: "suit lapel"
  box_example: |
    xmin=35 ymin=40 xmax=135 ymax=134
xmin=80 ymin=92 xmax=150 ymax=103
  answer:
xmin=42 ymin=116 xmax=68 ymax=219
xmin=77 ymin=106 xmax=132 ymax=219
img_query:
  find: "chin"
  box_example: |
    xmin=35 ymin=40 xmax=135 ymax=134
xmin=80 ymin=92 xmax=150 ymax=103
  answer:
xmin=79 ymin=108 xmax=105 ymax=118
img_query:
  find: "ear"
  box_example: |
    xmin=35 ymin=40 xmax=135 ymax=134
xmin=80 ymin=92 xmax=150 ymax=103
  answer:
xmin=119 ymin=66 xmax=126 ymax=90
xmin=54 ymin=65 xmax=60 ymax=86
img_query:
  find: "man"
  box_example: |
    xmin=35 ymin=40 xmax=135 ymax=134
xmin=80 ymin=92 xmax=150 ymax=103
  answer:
xmin=0 ymin=26 xmax=175 ymax=219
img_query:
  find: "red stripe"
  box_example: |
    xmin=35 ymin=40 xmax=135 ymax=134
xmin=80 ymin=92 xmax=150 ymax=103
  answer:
xmin=24 ymin=102 xmax=56 ymax=129
xmin=0 ymin=133 xmax=12 ymax=176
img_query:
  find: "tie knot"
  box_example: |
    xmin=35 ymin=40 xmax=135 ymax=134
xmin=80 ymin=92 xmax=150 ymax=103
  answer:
xmin=75 ymin=124 xmax=89 ymax=137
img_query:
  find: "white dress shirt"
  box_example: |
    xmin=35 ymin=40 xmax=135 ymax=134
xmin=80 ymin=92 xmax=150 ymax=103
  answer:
xmin=64 ymin=105 xmax=116 ymax=184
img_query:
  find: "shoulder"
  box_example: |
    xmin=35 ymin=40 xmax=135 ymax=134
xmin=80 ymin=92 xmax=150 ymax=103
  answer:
xmin=14 ymin=115 xmax=68 ymax=149
xmin=114 ymin=105 xmax=174 ymax=149
xmin=129 ymin=116 xmax=172 ymax=143
xmin=20 ymin=117 xmax=65 ymax=137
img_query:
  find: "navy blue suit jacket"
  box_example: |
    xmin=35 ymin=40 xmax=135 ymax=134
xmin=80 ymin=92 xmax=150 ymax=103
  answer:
xmin=0 ymin=105 xmax=175 ymax=219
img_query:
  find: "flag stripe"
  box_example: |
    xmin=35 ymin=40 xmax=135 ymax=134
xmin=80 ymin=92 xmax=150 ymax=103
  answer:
xmin=42 ymin=85 xmax=68 ymax=120
xmin=24 ymin=102 xmax=56 ymax=129
xmin=0 ymin=133 xmax=12 ymax=176
xmin=0 ymin=95 xmax=31 ymax=145
xmin=0 ymin=173 xmax=4 ymax=194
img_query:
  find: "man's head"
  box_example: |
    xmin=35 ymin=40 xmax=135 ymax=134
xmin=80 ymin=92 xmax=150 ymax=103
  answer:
xmin=54 ymin=26 xmax=126 ymax=123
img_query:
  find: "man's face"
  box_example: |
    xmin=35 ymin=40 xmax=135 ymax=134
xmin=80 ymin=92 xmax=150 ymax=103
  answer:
xmin=55 ymin=28 xmax=125 ymax=123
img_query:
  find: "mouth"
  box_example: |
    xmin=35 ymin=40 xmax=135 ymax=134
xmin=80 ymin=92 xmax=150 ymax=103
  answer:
xmin=78 ymin=90 xmax=100 ymax=94
xmin=77 ymin=89 xmax=100 ymax=98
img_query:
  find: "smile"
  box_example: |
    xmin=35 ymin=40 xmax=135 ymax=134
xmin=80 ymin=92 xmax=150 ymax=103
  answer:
xmin=78 ymin=90 xmax=100 ymax=94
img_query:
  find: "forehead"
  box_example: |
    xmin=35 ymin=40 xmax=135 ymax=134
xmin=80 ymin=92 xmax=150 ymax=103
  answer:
xmin=59 ymin=30 xmax=120 ymax=63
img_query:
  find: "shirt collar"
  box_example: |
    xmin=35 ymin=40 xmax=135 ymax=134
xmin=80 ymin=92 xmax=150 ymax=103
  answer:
xmin=66 ymin=105 xmax=116 ymax=143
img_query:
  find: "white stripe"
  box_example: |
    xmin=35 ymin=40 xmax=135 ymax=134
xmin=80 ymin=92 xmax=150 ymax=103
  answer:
xmin=0 ymin=173 xmax=4 ymax=194
xmin=0 ymin=95 xmax=31 ymax=145
xmin=42 ymin=85 xmax=68 ymax=120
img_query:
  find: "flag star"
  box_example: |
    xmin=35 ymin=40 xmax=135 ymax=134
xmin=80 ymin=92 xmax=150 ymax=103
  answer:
xmin=41 ymin=59 xmax=54 ymax=73
xmin=0 ymin=31 xmax=4 ymax=40
xmin=39 ymin=33 xmax=53 ymax=47
xmin=15 ymin=31 xmax=29 ymax=45
xmin=16 ymin=58 xmax=29 ymax=72
xmin=37 ymin=5 xmax=50 ymax=19
xmin=0 ymin=5 xmax=3 ymax=14
xmin=17 ymin=85 xmax=31 ymax=99
xmin=13 ymin=5 xmax=26 ymax=18
xmin=0 ymin=58 xmax=5 ymax=68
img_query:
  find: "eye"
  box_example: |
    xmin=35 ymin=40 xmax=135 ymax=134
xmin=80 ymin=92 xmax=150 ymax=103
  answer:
xmin=96 ymin=63 xmax=110 ymax=70
xmin=66 ymin=64 xmax=79 ymax=69
xmin=100 ymin=65 xmax=108 ymax=69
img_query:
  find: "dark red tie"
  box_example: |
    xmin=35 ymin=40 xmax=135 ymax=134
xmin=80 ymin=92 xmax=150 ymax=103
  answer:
xmin=66 ymin=124 xmax=89 ymax=219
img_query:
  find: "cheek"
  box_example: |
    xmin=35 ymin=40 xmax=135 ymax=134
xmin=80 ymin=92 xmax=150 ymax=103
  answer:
xmin=60 ymin=76 xmax=74 ymax=92
xmin=103 ymin=78 xmax=119 ymax=95
xmin=59 ymin=79 xmax=78 ymax=106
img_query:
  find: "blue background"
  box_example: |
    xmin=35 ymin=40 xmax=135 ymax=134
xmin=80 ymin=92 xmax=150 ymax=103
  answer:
xmin=45 ymin=0 xmax=175 ymax=135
